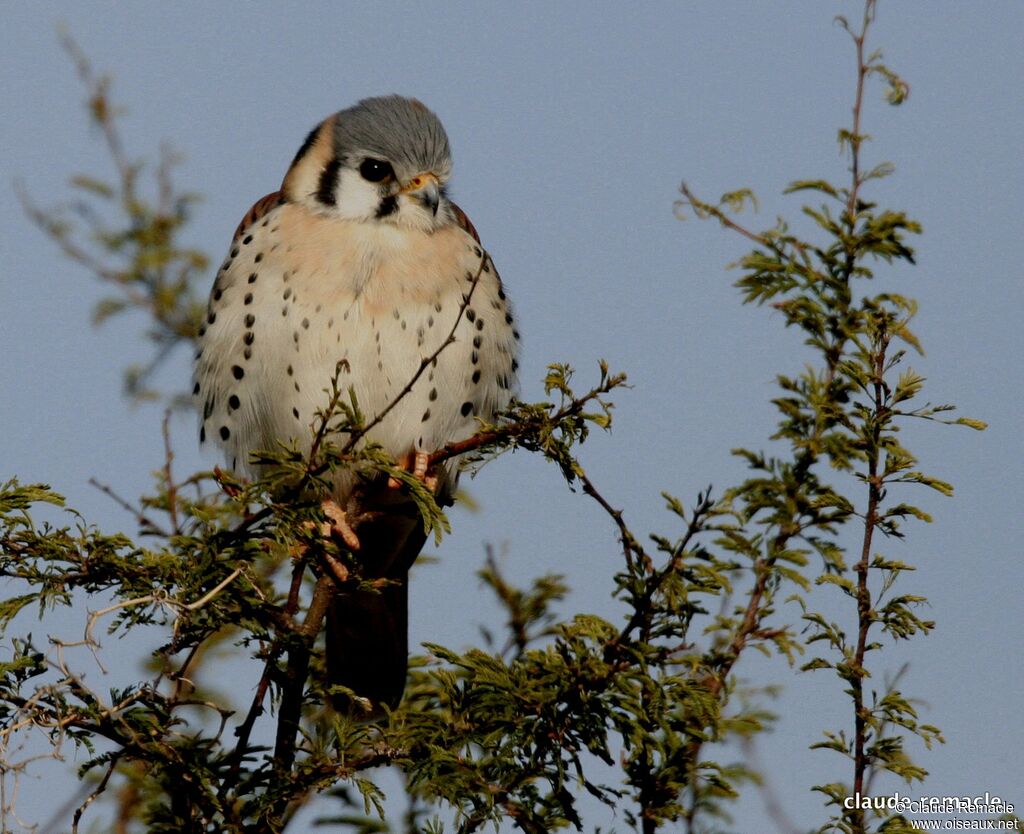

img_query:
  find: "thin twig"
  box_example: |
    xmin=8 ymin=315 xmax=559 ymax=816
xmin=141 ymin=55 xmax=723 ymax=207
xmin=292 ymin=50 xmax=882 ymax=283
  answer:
xmin=87 ymin=477 xmax=167 ymax=537
xmin=162 ymin=410 xmax=181 ymax=534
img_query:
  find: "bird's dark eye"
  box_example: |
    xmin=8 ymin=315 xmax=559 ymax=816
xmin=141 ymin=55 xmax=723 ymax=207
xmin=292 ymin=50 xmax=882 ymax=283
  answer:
xmin=359 ymin=158 xmax=394 ymax=183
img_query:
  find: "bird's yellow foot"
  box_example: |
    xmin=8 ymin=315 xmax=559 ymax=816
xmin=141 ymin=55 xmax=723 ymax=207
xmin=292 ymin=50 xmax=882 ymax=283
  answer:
xmin=388 ymin=450 xmax=439 ymax=492
xmin=320 ymin=498 xmax=361 ymax=552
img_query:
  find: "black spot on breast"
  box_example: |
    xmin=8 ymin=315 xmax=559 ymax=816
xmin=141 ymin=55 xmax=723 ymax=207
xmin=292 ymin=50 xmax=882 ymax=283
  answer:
xmin=283 ymin=271 xmax=291 ymax=282
xmin=244 ymin=313 xmax=255 ymax=328
xmin=243 ymin=347 xmax=252 ymax=360
xmin=473 ymin=246 xmax=482 ymax=257
xmin=512 ymin=359 xmax=519 ymax=372
xmin=476 ymin=318 xmax=484 ymax=331
xmin=244 ymin=331 xmax=254 ymax=345
xmin=466 ymin=308 xmax=476 ymax=323
xmin=497 ymin=287 xmax=506 ymax=300
xmin=230 ymin=246 xmax=239 ymax=258
xmin=294 ymin=381 xmax=301 ymax=392
xmin=282 ymin=306 xmax=289 ymax=316
xmin=293 ymin=407 xmax=300 ymax=420
xmin=254 ymin=253 xmax=263 ymax=263
xmin=293 ymin=331 xmax=299 ymax=343
xmin=513 ymin=330 xmax=521 ymax=341
xmin=192 ymin=382 xmax=200 ymax=396
xmin=505 ymin=312 xmax=514 ymax=324
xmin=283 ymin=287 xmax=292 ymax=300
xmin=232 ymin=365 xmax=244 ymax=379
xmin=328 ymin=318 xmax=334 ymax=329
xmin=248 ymin=272 xmax=258 ymax=284
xmin=471 ymin=351 xmax=479 ymax=365
xmin=316 ymin=157 xmax=342 ymax=206
xmin=207 ymin=310 xmax=217 ymax=325
xmin=421 ymin=408 xmax=431 ymax=422
xmin=198 ymin=325 xmax=207 ymax=338
xmin=220 ymin=426 xmax=230 ymax=441
xmin=203 ymin=398 xmax=214 ymax=419
xmin=302 ymin=318 xmax=310 ymax=330
xmin=429 ymin=387 xmax=437 ymax=401
xmin=287 ymin=364 xmax=294 ymax=376
xmin=460 ymin=401 xmax=473 ymax=417
xmin=472 ymin=369 xmax=481 ymax=384
xmin=228 ymin=394 xmax=240 ymax=410
xmin=427 ymin=315 xmax=434 ymax=328
xmin=242 ymin=235 xmax=253 ymax=245
xmin=200 ymin=425 xmax=206 ymax=443
xmin=244 ymin=293 xmax=253 ymax=305
xmin=213 ymin=288 xmax=223 ymax=302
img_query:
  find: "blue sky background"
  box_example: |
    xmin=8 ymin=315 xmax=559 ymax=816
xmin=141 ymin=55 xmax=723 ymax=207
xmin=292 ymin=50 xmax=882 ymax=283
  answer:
xmin=2 ymin=2 xmax=1021 ymax=830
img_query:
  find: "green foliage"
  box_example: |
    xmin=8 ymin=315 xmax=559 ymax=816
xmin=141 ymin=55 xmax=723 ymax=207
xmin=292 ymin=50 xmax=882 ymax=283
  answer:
xmin=1 ymin=4 xmax=988 ymax=834
xmin=20 ymin=30 xmax=207 ymax=404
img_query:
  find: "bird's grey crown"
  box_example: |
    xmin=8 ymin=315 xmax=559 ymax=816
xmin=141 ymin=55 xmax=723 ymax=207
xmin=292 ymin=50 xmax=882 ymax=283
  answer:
xmin=332 ymin=95 xmax=452 ymax=182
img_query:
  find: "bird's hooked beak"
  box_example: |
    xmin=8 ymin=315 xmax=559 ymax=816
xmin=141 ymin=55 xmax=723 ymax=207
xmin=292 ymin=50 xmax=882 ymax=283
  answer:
xmin=400 ymin=172 xmax=440 ymax=216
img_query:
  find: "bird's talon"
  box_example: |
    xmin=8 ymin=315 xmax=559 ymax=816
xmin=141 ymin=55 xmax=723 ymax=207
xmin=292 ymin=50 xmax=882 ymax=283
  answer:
xmin=321 ymin=550 xmax=350 ymax=584
xmin=388 ymin=450 xmax=438 ymax=492
xmin=412 ymin=450 xmax=430 ymax=481
xmin=321 ymin=499 xmax=361 ymax=551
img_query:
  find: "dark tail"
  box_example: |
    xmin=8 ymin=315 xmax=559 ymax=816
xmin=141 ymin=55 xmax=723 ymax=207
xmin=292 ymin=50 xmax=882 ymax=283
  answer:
xmin=324 ymin=490 xmax=428 ymax=716
xmin=326 ymin=574 xmax=409 ymax=713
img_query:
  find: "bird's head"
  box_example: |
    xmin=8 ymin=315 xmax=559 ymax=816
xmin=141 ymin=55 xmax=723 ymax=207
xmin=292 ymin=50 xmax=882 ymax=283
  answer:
xmin=282 ymin=95 xmax=454 ymax=232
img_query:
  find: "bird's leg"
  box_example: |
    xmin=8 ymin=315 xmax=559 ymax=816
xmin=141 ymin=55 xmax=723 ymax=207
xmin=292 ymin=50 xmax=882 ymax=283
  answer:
xmin=412 ymin=450 xmax=439 ymax=492
xmin=387 ymin=450 xmax=438 ymax=493
xmin=293 ymin=501 xmax=359 ymax=586
xmin=320 ymin=498 xmax=361 ymax=552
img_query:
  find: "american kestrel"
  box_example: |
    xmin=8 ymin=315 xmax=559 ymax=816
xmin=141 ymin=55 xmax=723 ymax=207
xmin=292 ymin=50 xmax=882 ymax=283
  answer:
xmin=193 ymin=95 xmax=519 ymax=711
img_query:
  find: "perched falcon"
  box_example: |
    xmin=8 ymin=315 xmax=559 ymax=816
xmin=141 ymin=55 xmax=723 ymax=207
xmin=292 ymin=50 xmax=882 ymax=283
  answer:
xmin=193 ymin=95 xmax=519 ymax=711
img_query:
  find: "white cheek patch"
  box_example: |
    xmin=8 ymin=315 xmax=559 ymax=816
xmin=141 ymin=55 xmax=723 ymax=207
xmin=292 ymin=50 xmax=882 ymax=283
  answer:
xmin=332 ymin=168 xmax=385 ymax=221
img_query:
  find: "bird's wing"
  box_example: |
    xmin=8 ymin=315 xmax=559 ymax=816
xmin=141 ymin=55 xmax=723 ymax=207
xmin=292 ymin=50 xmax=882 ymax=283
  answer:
xmin=449 ymin=200 xmax=480 ymax=244
xmin=232 ymin=191 xmax=287 ymax=241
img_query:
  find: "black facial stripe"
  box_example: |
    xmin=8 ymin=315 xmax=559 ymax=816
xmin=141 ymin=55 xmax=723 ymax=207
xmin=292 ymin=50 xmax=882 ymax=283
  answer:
xmin=290 ymin=124 xmax=320 ymax=169
xmin=316 ymin=157 xmax=342 ymax=206
xmin=376 ymin=194 xmax=398 ymax=218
